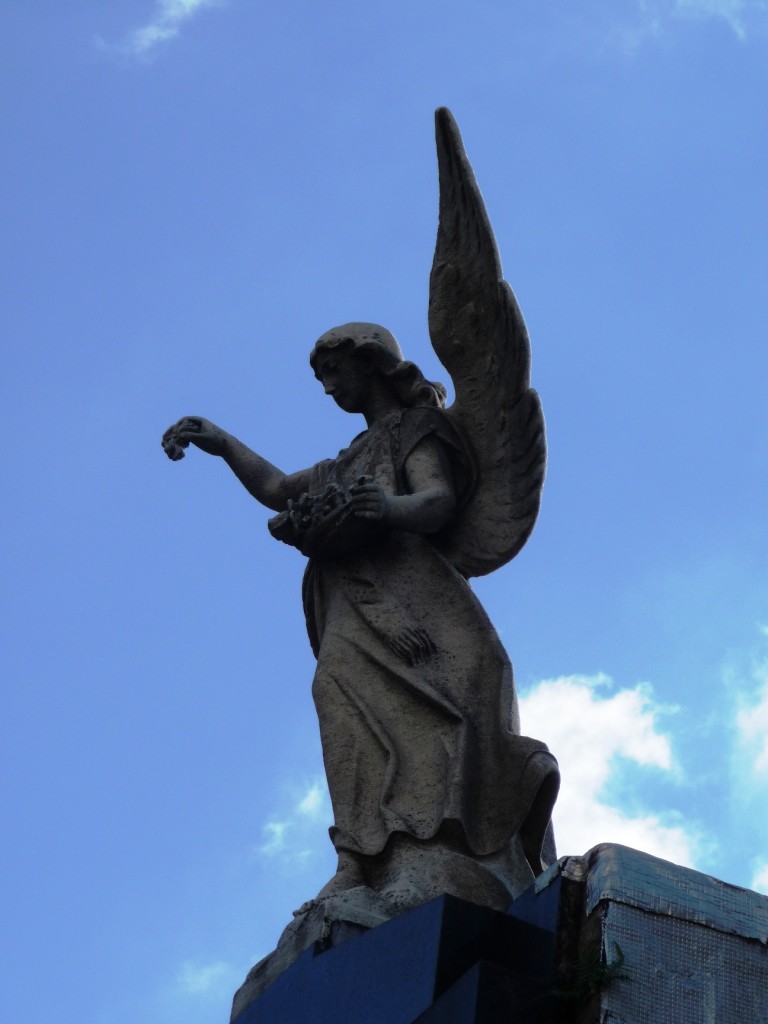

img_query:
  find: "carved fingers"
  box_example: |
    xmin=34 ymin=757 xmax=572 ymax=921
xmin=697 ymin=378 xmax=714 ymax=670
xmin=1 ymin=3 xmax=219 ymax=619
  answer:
xmin=348 ymin=479 xmax=390 ymax=522
xmin=161 ymin=418 xmax=193 ymax=461
xmin=161 ymin=417 xmax=227 ymax=460
xmin=387 ymin=626 xmax=436 ymax=666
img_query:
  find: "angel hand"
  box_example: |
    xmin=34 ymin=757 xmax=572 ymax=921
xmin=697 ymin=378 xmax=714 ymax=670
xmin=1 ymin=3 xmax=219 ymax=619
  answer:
xmin=162 ymin=416 xmax=230 ymax=460
xmin=348 ymin=479 xmax=391 ymax=523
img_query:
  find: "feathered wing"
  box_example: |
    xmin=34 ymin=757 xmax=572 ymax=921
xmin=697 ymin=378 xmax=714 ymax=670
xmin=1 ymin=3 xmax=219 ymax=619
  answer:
xmin=429 ymin=108 xmax=546 ymax=578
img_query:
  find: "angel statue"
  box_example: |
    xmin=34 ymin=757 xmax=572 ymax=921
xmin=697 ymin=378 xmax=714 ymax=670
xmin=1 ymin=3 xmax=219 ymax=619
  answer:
xmin=163 ymin=109 xmax=559 ymax=1007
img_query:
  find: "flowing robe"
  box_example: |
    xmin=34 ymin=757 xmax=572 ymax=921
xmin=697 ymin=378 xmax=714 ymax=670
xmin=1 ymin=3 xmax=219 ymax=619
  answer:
xmin=302 ymin=408 xmax=556 ymax=863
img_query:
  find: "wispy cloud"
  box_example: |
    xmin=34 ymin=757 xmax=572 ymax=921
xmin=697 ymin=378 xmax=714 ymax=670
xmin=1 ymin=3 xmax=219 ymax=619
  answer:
xmin=674 ymin=0 xmax=758 ymax=39
xmin=176 ymin=958 xmax=238 ymax=997
xmin=752 ymin=862 xmax=768 ymax=893
xmin=735 ymin=660 xmax=768 ymax=773
xmin=256 ymin=777 xmax=332 ymax=867
xmin=614 ymin=0 xmax=768 ymax=50
xmin=122 ymin=0 xmax=223 ymax=57
xmin=520 ymin=674 xmax=702 ymax=866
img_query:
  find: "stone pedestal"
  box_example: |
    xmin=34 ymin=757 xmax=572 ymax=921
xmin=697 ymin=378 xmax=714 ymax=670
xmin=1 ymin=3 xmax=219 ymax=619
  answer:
xmin=232 ymin=845 xmax=768 ymax=1023
xmin=231 ymin=895 xmax=554 ymax=1023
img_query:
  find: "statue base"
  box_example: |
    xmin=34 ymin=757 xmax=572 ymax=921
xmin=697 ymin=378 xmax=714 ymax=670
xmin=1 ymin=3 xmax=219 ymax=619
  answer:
xmin=231 ymin=844 xmax=768 ymax=1023
xmin=232 ymin=892 xmax=553 ymax=1023
xmin=232 ymin=830 xmax=539 ymax=1017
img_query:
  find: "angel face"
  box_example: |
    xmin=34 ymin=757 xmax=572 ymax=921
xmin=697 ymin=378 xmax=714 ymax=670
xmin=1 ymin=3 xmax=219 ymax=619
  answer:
xmin=310 ymin=322 xmax=446 ymax=418
xmin=313 ymin=348 xmax=372 ymax=414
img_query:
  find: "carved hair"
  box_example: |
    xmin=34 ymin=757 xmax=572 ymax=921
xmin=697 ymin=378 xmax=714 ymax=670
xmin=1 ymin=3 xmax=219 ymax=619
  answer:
xmin=310 ymin=324 xmax=447 ymax=409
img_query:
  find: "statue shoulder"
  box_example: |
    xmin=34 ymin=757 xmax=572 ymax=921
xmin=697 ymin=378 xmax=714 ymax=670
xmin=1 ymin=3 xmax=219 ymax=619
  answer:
xmin=395 ymin=407 xmax=476 ymax=499
xmin=396 ymin=406 xmax=469 ymax=456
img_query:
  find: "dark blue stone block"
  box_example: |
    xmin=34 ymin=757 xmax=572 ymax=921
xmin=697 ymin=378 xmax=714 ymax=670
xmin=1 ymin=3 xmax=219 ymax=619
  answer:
xmin=414 ymin=959 xmax=546 ymax=1023
xmin=232 ymin=895 xmax=555 ymax=1024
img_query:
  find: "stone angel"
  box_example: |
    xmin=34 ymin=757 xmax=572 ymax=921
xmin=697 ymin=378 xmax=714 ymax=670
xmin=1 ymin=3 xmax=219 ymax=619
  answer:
xmin=163 ymin=110 xmax=559 ymax=997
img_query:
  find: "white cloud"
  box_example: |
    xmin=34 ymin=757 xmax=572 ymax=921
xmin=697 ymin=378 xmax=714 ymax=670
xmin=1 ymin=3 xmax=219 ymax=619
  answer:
xmin=296 ymin=779 xmax=327 ymax=818
xmin=736 ymin=661 xmax=768 ymax=773
xmin=520 ymin=674 xmax=700 ymax=867
xmin=256 ymin=776 xmax=332 ymax=866
xmin=751 ymin=862 xmax=768 ymax=894
xmin=123 ymin=0 xmax=222 ymax=56
xmin=260 ymin=819 xmax=290 ymax=856
xmin=176 ymin=959 xmax=237 ymax=997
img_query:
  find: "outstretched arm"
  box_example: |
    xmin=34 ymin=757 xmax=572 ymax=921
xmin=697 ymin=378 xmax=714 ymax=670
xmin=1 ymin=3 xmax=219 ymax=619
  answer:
xmin=162 ymin=416 xmax=311 ymax=511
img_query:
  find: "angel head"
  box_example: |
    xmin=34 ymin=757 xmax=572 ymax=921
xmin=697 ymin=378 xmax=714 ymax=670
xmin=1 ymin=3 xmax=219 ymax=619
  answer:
xmin=310 ymin=323 xmax=447 ymax=415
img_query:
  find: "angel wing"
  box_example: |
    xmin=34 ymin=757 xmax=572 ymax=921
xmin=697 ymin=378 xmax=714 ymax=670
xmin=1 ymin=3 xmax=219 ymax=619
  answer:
xmin=429 ymin=108 xmax=546 ymax=578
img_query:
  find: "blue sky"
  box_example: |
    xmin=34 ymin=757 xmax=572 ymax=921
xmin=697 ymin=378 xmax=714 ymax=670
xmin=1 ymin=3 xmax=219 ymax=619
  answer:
xmin=2 ymin=2 xmax=767 ymax=1022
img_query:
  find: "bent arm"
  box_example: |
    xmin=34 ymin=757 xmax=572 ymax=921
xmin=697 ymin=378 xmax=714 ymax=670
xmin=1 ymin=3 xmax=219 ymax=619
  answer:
xmin=349 ymin=434 xmax=456 ymax=533
xmin=395 ymin=434 xmax=456 ymax=531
